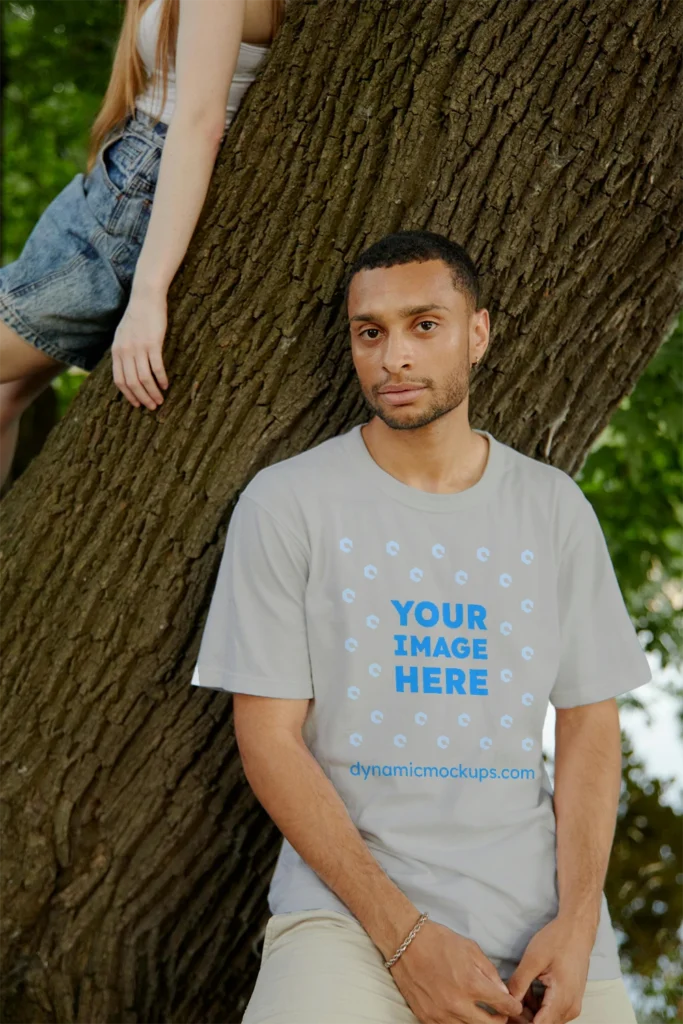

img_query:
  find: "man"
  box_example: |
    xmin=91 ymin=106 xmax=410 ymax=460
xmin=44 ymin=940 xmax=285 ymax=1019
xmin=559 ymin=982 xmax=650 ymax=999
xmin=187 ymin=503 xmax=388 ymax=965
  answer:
xmin=191 ymin=230 xmax=650 ymax=1024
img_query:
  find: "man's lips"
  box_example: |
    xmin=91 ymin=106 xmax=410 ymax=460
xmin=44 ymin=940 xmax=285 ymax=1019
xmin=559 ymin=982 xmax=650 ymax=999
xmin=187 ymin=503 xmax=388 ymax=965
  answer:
xmin=378 ymin=384 xmax=426 ymax=393
xmin=378 ymin=385 xmax=427 ymax=405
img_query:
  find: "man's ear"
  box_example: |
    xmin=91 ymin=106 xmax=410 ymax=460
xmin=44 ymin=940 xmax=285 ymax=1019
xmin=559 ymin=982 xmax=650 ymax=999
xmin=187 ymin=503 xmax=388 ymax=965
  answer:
xmin=469 ymin=306 xmax=490 ymax=365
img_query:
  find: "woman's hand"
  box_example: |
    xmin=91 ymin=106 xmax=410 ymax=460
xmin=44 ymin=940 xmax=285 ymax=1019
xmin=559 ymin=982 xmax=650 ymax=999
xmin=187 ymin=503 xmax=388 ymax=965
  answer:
xmin=111 ymin=286 xmax=169 ymax=410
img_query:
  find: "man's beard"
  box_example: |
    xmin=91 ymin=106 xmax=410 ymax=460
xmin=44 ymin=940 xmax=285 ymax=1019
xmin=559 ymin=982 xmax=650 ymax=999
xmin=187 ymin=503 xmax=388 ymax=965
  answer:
xmin=364 ymin=363 xmax=470 ymax=431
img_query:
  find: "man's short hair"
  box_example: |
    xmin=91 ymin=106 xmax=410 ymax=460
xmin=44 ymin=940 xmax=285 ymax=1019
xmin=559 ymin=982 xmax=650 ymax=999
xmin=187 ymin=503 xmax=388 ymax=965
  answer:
xmin=343 ymin=229 xmax=480 ymax=314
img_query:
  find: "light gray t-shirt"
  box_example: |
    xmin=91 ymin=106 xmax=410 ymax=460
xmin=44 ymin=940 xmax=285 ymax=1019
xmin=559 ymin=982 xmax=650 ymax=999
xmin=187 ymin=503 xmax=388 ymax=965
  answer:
xmin=191 ymin=422 xmax=652 ymax=981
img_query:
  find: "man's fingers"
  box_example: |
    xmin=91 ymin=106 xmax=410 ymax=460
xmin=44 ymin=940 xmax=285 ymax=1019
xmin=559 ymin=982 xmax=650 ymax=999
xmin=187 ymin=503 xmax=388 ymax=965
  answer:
xmin=471 ymin=986 xmax=523 ymax=1021
xmin=505 ymin=988 xmax=537 ymax=1024
xmin=473 ymin=958 xmax=512 ymax=994
xmin=504 ymin=1007 xmax=534 ymax=1024
xmin=473 ymin=961 xmax=523 ymax=1018
xmin=507 ymin=962 xmax=544 ymax=1003
xmin=532 ymin=981 xmax=579 ymax=1024
xmin=471 ymin=996 xmax=526 ymax=1024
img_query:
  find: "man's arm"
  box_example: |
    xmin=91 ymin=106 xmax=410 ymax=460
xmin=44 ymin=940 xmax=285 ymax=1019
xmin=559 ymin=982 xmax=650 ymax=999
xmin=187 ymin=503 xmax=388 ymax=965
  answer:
xmin=233 ymin=692 xmax=526 ymax=1023
xmin=232 ymin=691 xmax=423 ymax=962
xmin=504 ymin=698 xmax=624 ymax=1017
xmin=553 ymin=698 xmax=623 ymax=942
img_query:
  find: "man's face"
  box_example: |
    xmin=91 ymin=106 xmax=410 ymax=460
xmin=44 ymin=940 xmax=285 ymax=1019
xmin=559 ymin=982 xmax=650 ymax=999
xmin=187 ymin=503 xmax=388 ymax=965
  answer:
xmin=347 ymin=259 xmax=489 ymax=431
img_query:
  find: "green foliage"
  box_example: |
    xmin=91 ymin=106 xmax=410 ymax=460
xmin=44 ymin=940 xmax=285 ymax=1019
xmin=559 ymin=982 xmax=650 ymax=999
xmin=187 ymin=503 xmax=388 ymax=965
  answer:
xmin=3 ymin=0 xmax=123 ymax=262
xmin=578 ymin=313 xmax=683 ymax=676
xmin=608 ymin=731 xmax=682 ymax=980
xmin=50 ymin=367 xmax=88 ymax=420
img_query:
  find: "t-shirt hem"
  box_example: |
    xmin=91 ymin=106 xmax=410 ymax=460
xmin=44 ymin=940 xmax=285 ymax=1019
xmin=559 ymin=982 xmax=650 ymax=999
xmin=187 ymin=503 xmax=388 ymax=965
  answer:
xmin=550 ymin=668 xmax=652 ymax=709
xmin=191 ymin=665 xmax=313 ymax=699
xmin=585 ymin=954 xmax=624 ymax=982
xmin=267 ymin=895 xmax=623 ymax=980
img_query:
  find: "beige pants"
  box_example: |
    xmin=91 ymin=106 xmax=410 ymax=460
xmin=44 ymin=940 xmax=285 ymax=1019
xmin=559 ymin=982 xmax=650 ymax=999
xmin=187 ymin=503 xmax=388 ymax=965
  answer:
xmin=242 ymin=909 xmax=638 ymax=1024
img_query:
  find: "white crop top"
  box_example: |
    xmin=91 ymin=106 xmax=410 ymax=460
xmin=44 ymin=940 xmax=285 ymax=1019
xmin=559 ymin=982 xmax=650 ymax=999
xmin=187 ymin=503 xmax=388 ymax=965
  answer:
xmin=135 ymin=0 xmax=279 ymax=129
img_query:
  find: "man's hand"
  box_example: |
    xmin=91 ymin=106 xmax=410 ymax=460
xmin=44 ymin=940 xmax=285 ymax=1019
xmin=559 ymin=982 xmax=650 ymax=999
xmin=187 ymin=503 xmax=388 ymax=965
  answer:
xmin=391 ymin=919 xmax=525 ymax=1024
xmin=505 ymin=916 xmax=593 ymax=1024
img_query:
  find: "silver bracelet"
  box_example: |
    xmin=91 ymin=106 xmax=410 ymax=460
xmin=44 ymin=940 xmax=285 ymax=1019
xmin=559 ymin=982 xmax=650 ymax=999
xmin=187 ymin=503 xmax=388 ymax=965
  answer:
xmin=383 ymin=911 xmax=430 ymax=969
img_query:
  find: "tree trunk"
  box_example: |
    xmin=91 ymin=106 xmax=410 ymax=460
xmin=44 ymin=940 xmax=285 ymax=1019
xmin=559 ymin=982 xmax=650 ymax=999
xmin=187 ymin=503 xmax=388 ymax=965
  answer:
xmin=1 ymin=0 xmax=681 ymax=1020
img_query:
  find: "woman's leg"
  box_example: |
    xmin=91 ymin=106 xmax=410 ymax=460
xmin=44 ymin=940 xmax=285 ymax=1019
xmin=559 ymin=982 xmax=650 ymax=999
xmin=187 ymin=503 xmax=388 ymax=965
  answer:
xmin=0 ymin=319 xmax=69 ymax=383
xmin=241 ymin=909 xmax=420 ymax=1024
xmin=0 ymin=320 xmax=69 ymax=487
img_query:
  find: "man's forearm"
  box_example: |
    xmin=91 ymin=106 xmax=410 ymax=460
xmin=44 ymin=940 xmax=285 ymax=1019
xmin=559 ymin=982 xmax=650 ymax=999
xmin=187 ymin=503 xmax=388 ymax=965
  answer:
xmin=553 ymin=699 xmax=622 ymax=938
xmin=239 ymin=730 xmax=422 ymax=961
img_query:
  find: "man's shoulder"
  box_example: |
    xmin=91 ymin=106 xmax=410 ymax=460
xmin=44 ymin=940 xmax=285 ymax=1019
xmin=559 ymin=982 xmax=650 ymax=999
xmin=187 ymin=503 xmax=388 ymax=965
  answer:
xmin=239 ymin=428 xmax=348 ymax=516
xmin=496 ymin=436 xmax=592 ymax=551
xmin=500 ymin=436 xmax=585 ymax=501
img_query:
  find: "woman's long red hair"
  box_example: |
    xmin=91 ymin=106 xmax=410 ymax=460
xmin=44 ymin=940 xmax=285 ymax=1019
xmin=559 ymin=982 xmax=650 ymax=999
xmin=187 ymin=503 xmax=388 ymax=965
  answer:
xmin=86 ymin=0 xmax=285 ymax=173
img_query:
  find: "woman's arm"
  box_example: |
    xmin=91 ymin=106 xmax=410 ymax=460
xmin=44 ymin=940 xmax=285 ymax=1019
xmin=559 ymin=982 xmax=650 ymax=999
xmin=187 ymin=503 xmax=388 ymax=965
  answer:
xmin=113 ymin=0 xmax=248 ymax=410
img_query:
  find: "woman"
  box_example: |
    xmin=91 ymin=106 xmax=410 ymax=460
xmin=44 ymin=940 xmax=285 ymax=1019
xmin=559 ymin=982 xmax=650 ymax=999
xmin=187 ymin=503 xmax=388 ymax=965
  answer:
xmin=0 ymin=0 xmax=287 ymax=487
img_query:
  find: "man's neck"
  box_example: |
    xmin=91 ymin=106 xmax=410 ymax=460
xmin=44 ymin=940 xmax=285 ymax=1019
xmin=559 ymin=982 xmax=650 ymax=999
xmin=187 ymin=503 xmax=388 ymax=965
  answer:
xmin=360 ymin=419 xmax=490 ymax=496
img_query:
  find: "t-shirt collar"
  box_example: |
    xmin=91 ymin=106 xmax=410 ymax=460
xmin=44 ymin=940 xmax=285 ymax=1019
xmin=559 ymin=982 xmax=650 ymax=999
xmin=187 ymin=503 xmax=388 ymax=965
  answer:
xmin=342 ymin=421 xmax=505 ymax=512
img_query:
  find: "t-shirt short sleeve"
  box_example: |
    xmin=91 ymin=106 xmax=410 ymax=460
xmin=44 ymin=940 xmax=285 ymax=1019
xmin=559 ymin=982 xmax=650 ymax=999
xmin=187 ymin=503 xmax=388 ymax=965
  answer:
xmin=549 ymin=491 xmax=652 ymax=709
xmin=191 ymin=494 xmax=314 ymax=699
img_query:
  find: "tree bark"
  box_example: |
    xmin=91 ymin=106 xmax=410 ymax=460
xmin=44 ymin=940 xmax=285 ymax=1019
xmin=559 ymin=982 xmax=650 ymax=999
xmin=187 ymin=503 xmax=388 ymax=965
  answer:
xmin=1 ymin=0 xmax=681 ymax=1020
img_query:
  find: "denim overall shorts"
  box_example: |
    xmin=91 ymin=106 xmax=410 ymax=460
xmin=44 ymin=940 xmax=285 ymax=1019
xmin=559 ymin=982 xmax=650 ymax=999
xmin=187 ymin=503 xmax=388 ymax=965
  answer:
xmin=0 ymin=108 xmax=168 ymax=373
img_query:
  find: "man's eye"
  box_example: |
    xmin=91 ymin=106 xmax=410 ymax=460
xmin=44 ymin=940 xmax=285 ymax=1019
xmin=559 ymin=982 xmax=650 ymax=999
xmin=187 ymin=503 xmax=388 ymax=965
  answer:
xmin=360 ymin=321 xmax=437 ymax=339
